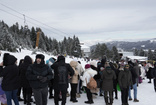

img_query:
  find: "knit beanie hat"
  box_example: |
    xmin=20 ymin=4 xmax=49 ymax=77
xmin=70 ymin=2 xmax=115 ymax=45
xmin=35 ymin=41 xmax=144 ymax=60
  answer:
xmin=85 ymin=64 xmax=90 ymax=69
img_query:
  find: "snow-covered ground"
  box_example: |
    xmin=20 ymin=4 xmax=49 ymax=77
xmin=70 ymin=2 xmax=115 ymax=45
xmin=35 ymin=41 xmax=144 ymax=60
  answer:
xmin=0 ymin=49 xmax=156 ymax=105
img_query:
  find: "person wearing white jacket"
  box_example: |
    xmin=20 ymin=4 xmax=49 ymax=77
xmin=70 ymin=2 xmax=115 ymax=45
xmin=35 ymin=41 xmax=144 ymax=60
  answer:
xmin=81 ymin=64 xmax=97 ymax=104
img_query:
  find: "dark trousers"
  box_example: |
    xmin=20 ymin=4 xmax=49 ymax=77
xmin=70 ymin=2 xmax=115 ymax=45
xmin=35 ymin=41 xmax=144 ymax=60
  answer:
xmin=113 ymin=82 xmax=118 ymax=98
xmin=49 ymin=79 xmax=54 ymax=96
xmin=77 ymin=80 xmax=82 ymax=93
xmin=23 ymin=87 xmax=32 ymax=104
xmin=17 ymin=87 xmax=23 ymax=98
xmin=104 ymin=91 xmax=113 ymax=104
xmin=70 ymin=83 xmax=77 ymax=100
xmin=154 ymin=79 xmax=156 ymax=92
xmin=54 ymin=88 xmax=67 ymax=105
xmin=85 ymin=87 xmax=93 ymax=102
xmin=32 ymin=87 xmax=48 ymax=105
xmin=121 ymin=88 xmax=129 ymax=104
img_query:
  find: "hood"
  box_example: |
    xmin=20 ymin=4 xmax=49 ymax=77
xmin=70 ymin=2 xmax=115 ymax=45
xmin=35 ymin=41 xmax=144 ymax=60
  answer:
xmin=3 ymin=53 xmax=10 ymax=66
xmin=7 ymin=55 xmax=17 ymax=66
xmin=49 ymin=57 xmax=56 ymax=63
xmin=57 ymin=55 xmax=65 ymax=63
xmin=70 ymin=61 xmax=78 ymax=68
xmin=86 ymin=68 xmax=97 ymax=76
xmin=24 ymin=56 xmax=32 ymax=65
xmin=105 ymin=66 xmax=112 ymax=74
xmin=134 ymin=62 xmax=138 ymax=66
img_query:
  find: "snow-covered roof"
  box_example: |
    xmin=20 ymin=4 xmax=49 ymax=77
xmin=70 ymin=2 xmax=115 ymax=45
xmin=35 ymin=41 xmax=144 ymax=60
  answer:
xmin=81 ymin=45 xmax=90 ymax=49
xmin=81 ymin=45 xmax=90 ymax=52
xmin=126 ymin=56 xmax=148 ymax=61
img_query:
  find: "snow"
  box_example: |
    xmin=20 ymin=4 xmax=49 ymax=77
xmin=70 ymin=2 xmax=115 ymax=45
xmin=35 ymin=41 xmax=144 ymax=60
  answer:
xmin=126 ymin=56 xmax=148 ymax=62
xmin=0 ymin=49 xmax=156 ymax=105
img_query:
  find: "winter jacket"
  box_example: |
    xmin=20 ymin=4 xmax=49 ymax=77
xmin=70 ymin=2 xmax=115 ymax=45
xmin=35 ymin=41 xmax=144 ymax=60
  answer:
xmin=151 ymin=63 xmax=156 ymax=78
xmin=118 ymin=68 xmax=132 ymax=89
xmin=109 ymin=62 xmax=120 ymax=84
xmin=81 ymin=68 xmax=97 ymax=87
xmin=133 ymin=63 xmax=141 ymax=78
xmin=90 ymin=61 xmax=101 ymax=80
xmin=129 ymin=65 xmax=138 ymax=85
xmin=147 ymin=67 xmax=153 ymax=79
xmin=76 ymin=63 xmax=84 ymax=76
xmin=0 ymin=66 xmax=3 ymax=75
xmin=101 ymin=67 xmax=116 ymax=91
xmin=51 ymin=56 xmax=74 ymax=89
xmin=26 ymin=59 xmax=53 ymax=89
xmin=139 ymin=64 xmax=146 ymax=78
xmin=145 ymin=63 xmax=153 ymax=79
xmin=70 ymin=61 xmax=79 ymax=84
xmin=19 ymin=56 xmax=32 ymax=88
xmin=0 ymin=55 xmax=20 ymax=91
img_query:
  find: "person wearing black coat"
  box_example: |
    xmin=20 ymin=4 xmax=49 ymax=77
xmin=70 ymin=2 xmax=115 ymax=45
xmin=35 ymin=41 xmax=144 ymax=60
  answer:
xmin=128 ymin=62 xmax=139 ymax=102
xmin=118 ymin=64 xmax=132 ymax=105
xmin=26 ymin=54 xmax=53 ymax=105
xmin=17 ymin=59 xmax=24 ymax=101
xmin=51 ymin=55 xmax=74 ymax=105
xmin=146 ymin=63 xmax=153 ymax=83
xmin=19 ymin=56 xmax=33 ymax=105
xmin=0 ymin=53 xmax=20 ymax=105
xmin=151 ymin=62 xmax=156 ymax=92
xmin=101 ymin=66 xmax=116 ymax=105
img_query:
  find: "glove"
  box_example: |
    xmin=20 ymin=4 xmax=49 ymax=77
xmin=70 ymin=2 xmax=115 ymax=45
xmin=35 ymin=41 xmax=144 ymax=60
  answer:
xmin=40 ymin=77 xmax=47 ymax=83
xmin=130 ymin=86 xmax=133 ymax=90
xmin=37 ymin=76 xmax=43 ymax=80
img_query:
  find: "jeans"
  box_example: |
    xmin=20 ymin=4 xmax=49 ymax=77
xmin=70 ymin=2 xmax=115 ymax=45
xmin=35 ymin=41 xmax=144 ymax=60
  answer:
xmin=5 ymin=89 xmax=19 ymax=105
xmin=129 ymin=83 xmax=137 ymax=99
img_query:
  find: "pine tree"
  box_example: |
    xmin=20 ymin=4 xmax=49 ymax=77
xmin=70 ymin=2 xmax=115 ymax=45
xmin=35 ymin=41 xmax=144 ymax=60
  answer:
xmin=139 ymin=49 xmax=145 ymax=56
xmin=112 ymin=46 xmax=119 ymax=62
xmin=153 ymin=49 xmax=156 ymax=61
xmin=30 ymin=27 xmax=36 ymax=48
xmin=134 ymin=49 xmax=139 ymax=56
xmin=148 ymin=49 xmax=153 ymax=60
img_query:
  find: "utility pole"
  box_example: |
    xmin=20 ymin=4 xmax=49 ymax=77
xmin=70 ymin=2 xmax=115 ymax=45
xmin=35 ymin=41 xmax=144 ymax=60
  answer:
xmin=32 ymin=30 xmax=41 ymax=54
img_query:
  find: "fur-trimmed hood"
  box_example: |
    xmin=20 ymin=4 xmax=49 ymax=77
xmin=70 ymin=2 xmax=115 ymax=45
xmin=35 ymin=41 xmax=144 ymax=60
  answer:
xmin=70 ymin=61 xmax=78 ymax=68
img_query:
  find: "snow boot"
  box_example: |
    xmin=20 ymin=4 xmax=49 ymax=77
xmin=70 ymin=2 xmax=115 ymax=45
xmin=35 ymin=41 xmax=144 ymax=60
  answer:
xmin=134 ymin=99 xmax=139 ymax=102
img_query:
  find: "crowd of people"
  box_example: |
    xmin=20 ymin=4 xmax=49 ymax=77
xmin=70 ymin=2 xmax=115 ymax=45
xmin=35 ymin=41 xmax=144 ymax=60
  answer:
xmin=0 ymin=51 xmax=156 ymax=105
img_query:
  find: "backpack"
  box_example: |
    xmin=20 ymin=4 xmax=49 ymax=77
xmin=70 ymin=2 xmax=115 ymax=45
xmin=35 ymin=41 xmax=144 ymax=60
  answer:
xmin=86 ymin=76 xmax=97 ymax=90
xmin=58 ymin=66 xmax=67 ymax=84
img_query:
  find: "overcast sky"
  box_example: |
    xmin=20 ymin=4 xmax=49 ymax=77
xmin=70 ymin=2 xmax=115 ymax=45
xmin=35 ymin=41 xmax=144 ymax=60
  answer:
xmin=0 ymin=0 xmax=156 ymax=45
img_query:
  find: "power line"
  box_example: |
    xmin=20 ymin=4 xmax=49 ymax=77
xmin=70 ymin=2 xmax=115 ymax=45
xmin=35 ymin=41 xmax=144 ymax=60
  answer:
xmin=0 ymin=3 xmax=71 ymax=37
xmin=0 ymin=8 xmax=23 ymax=20
xmin=0 ymin=8 xmax=65 ymax=37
